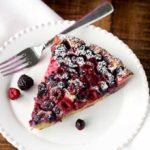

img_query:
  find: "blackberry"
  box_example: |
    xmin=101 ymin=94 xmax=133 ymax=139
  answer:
xmin=18 ymin=74 xmax=34 ymax=90
xmin=37 ymin=82 xmax=47 ymax=97
xmin=75 ymin=119 xmax=85 ymax=130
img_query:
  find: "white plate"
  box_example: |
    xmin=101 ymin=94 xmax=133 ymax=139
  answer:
xmin=0 ymin=20 xmax=149 ymax=150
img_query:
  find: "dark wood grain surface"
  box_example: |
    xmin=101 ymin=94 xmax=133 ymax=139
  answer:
xmin=0 ymin=0 xmax=150 ymax=149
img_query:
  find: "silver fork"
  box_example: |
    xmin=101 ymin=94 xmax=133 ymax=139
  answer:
xmin=0 ymin=2 xmax=113 ymax=76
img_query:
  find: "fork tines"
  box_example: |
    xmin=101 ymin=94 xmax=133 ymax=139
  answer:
xmin=0 ymin=54 xmax=28 ymax=76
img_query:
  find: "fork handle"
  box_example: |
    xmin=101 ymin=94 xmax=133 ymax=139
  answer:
xmin=61 ymin=2 xmax=113 ymax=34
xmin=43 ymin=1 xmax=113 ymax=49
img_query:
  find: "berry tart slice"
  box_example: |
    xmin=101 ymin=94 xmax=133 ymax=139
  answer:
xmin=29 ymin=35 xmax=133 ymax=129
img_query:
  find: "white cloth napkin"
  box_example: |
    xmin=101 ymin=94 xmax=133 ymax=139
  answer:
xmin=0 ymin=0 xmax=149 ymax=150
xmin=0 ymin=0 xmax=62 ymax=45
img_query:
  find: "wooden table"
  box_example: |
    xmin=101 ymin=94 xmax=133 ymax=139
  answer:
xmin=0 ymin=0 xmax=150 ymax=149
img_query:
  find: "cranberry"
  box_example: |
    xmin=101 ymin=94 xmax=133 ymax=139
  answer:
xmin=80 ymin=62 xmax=94 ymax=75
xmin=68 ymin=83 xmax=76 ymax=94
xmin=88 ymin=57 xmax=97 ymax=66
xmin=86 ymin=89 xmax=98 ymax=101
xmin=59 ymin=97 xmax=73 ymax=113
xmin=75 ymin=119 xmax=85 ymax=130
xmin=8 ymin=88 xmax=21 ymax=100
xmin=86 ymin=73 xmax=99 ymax=86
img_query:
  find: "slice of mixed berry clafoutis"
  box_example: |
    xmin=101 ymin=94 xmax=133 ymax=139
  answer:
xmin=29 ymin=35 xmax=133 ymax=129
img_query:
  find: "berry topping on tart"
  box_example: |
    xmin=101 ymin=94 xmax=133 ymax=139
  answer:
xmin=29 ymin=35 xmax=133 ymax=129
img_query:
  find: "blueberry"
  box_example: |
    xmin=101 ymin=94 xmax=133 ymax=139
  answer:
xmin=55 ymin=44 xmax=67 ymax=57
xmin=37 ymin=82 xmax=47 ymax=97
xmin=75 ymin=119 xmax=85 ymax=130
xmin=82 ymin=82 xmax=90 ymax=90
xmin=41 ymin=101 xmax=55 ymax=111
xmin=113 ymin=66 xmax=124 ymax=77
xmin=96 ymin=61 xmax=107 ymax=74
xmin=47 ymin=112 xmax=56 ymax=121
xmin=33 ymin=114 xmax=42 ymax=124
xmin=85 ymin=49 xmax=94 ymax=59
xmin=76 ymin=56 xmax=85 ymax=66
xmin=57 ymin=81 xmax=68 ymax=88
xmin=53 ymin=107 xmax=60 ymax=114
xmin=48 ymin=75 xmax=58 ymax=87
xmin=56 ymin=56 xmax=64 ymax=64
xmin=99 ymin=81 xmax=108 ymax=93
xmin=105 ymin=72 xmax=115 ymax=86
xmin=61 ymin=72 xmax=71 ymax=80
xmin=76 ymin=92 xmax=86 ymax=101
xmin=95 ymin=54 xmax=102 ymax=61
xmin=63 ymin=40 xmax=70 ymax=49
xmin=77 ymin=44 xmax=86 ymax=55
xmin=64 ymin=56 xmax=78 ymax=68
xmin=18 ymin=74 xmax=34 ymax=90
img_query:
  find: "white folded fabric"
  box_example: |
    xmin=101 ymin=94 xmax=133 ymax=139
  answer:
xmin=0 ymin=0 xmax=62 ymax=45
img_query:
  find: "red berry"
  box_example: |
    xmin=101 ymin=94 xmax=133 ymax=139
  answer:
xmin=8 ymin=88 xmax=21 ymax=100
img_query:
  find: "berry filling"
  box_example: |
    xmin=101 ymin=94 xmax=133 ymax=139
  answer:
xmin=29 ymin=35 xmax=132 ymax=127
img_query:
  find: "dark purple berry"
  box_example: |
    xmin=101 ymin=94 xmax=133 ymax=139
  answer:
xmin=33 ymin=114 xmax=42 ymax=124
xmin=75 ymin=119 xmax=85 ymax=130
xmin=18 ymin=74 xmax=34 ymax=90
xmin=48 ymin=74 xmax=59 ymax=87
xmin=76 ymin=92 xmax=86 ymax=101
xmin=113 ymin=66 xmax=124 ymax=77
xmin=41 ymin=101 xmax=55 ymax=111
xmin=76 ymin=56 xmax=85 ymax=65
xmin=62 ymin=40 xmax=70 ymax=49
xmin=53 ymin=106 xmax=60 ymax=114
xmin=37 ymin=82 xmax=47 ymax=97
xmin=54 ymin=44 xmax=67 ymax=57
xmin=57 ymin=81 xmax=68 ymax=88
xmin=47 ymin=112 xmax=56 ymax=121
xmin=99 ymin=81 xmax=108 ymax=93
